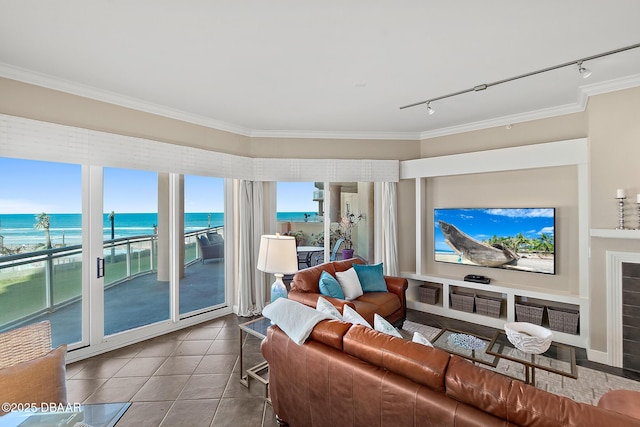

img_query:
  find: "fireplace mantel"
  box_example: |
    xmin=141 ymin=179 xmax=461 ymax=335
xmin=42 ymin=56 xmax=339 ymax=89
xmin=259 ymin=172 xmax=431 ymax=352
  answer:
xmin=591 ymin=229 xmax=640 ymax=239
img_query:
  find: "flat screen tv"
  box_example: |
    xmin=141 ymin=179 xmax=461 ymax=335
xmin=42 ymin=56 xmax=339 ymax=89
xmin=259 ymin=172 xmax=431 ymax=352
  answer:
xmin=434 ymin=208 xmax=555 ymax=275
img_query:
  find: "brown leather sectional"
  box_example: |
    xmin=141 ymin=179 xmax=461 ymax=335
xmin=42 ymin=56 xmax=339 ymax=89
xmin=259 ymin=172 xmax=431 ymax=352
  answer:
xmin=261 ymin=319 xmax=640 ymax=427
xmin=288 ymin=258 xmax=408 ymax=327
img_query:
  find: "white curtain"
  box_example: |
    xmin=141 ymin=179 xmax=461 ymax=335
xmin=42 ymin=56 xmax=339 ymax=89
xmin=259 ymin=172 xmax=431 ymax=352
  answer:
xmin=237 ymin=180 xmax=266 ymax=316
xmin=382 ymin=182 xmax=399 ymax=276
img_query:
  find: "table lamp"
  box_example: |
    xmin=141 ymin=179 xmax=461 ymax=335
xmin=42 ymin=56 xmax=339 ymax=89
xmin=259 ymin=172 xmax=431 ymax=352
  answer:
xmin=257 ymin=234 xmax=298 ymax=302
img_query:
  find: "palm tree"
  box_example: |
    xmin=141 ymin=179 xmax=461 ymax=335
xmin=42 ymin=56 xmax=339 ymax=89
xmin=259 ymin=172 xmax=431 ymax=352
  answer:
xmin=34 ymin=212 xmax=52 ymax=249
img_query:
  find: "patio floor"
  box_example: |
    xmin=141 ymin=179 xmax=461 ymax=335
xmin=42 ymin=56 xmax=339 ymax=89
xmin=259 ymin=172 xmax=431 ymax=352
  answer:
xmin=30 ymin=259 xmax=226 ymax=347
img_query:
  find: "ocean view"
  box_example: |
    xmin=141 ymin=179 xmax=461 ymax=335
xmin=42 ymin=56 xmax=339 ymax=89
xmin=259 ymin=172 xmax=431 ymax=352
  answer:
xmin=0 ymin=212 xmax=320 ymax=249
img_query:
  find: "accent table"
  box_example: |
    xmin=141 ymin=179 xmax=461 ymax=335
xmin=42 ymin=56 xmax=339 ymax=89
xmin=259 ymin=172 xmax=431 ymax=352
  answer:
xmin=239 ymin=316 xmax=272 ymax=397
xmin=486 ymin=330 xmax=577 ymax=385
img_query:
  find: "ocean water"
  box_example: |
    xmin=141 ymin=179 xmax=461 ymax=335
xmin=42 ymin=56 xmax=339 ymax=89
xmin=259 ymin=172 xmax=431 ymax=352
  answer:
xmin=0 ymin=211 xmax=318 ymax=248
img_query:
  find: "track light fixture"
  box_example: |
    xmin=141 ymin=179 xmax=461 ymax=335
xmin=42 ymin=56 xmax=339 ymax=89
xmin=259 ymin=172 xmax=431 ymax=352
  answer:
xmin=426 ymin=102 xmax=435 ymax=115
xmin=400 ymin=42 xmax=640 ymax=112
xmin=577 ymin=61 xmax=592 ymax=78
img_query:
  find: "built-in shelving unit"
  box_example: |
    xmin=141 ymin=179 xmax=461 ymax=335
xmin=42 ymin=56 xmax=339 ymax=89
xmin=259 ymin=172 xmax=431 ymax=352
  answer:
xmin=591 ymin=229 xmax=640 ymax=239
xmin=404 ymin=273 xmax=586 ymax=347
xmin=399 ymin=139 xmax=590 ymax=348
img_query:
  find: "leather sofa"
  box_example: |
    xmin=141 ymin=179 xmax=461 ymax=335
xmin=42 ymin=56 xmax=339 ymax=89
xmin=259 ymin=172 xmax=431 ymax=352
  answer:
xmin=288 ymin=258 xmax=407 ymax=327
xmin=261 ymin=320 xmax=640 ymax=427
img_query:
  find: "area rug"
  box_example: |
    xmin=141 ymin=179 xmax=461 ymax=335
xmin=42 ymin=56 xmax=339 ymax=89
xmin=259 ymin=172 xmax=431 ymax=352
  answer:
xmin=402 ymin=321 xmax=640 ymax=405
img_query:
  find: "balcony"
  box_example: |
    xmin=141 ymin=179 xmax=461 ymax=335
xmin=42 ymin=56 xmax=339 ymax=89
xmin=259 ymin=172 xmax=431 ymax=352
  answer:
xmin=0 ymin=228 xmax=225 ymax=348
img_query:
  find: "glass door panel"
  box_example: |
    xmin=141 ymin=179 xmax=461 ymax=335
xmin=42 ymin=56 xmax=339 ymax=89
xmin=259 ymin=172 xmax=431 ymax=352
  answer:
xmin=180 ymin=175 xmax=225 ymax=315
xmin=103 ymin=167 xmax=168 ymax=335
xmin=329 ymin=182 xmax=373 ymax=262
xmin=0 ymin=157 xmax=83 ymax=348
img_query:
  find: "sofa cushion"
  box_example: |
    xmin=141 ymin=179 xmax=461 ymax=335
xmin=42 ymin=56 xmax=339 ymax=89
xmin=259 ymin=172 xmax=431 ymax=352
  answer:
xmin=335 ymin=268 xmax=363 ymax=301
xmin=0 ymin=345 xmax=67 ymax=412
xmin=316 ymin=296 xmax=343 ymax=320
xmin=263 ymin=298 xmax=333 ymax=345
xmin=343 ymin=325 xmax=449 ymax=392
xmin=343 ymin=305 xmax=372 ymax=328
xmin=354 ymin=263 xmax=387 ymax=293
xmin=356 ymin=292 xmax=401 ymax=317
xmin=291 ymin=263 xmax=337 ymax=293
xmin=318 ymin=271 xmax=345 ymax=300
xmin=412 ymin=331 xmax=433 ymax=347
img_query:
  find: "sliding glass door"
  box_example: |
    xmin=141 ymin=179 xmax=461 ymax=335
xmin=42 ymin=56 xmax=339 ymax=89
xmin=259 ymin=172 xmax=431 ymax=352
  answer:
xmin=0 ymin=157 xmax=84 ymax=348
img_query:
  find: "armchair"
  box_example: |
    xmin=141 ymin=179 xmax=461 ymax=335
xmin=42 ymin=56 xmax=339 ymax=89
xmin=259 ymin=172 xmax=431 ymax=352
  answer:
xmin=0 ymin=321 xmax=67 ymax=415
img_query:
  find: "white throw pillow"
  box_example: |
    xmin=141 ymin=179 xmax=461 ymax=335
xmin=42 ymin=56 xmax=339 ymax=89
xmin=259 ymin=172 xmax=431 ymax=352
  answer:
xmin=262 ymin=298 xmax=333 ymax=345
xmin=342 ymin=305 xmax=372 ymax=328
xmin=335 ymin=268 xmax=364 ymax=301
xmin=316 ymin=296 xmax=343 ymax=320
xmin=374 ymin=313 xmax=402 ymax=338
xmin=412 ymin=331 xmax=434 ymax=347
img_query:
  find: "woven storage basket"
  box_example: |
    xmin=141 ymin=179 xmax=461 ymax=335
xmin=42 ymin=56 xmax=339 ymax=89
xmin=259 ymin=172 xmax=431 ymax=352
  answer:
xmin=547 ymin=307 xmax=580 ymax=334
xmin=475 ymin=295 xmax=502 ymax=318
xmin=417 ymin=284 xmax=440 ymax=305
xmin=451 ymin=291 xmax=475 ymax=313
xmin=515 ymin=302 xmax=544 ymax=325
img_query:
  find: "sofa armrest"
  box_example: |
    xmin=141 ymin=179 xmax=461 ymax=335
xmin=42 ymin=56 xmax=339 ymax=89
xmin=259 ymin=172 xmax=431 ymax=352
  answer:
xmin=288 ymin=291 xmax=356 ymax=313
xmin=385 ymin=275 xmax=408 ymax=314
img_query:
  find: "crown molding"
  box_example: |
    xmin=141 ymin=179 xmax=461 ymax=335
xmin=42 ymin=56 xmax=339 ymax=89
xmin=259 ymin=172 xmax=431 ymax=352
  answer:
xmin=0 ymin=62 xmax=254 ymax=137
xmin=249 ymin=129 xmax=420 ymax=141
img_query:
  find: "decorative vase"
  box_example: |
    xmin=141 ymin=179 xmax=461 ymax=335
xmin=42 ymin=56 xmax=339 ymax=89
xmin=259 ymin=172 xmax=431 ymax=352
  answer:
xmin=342 ymin=248 xmax=354 ymax=259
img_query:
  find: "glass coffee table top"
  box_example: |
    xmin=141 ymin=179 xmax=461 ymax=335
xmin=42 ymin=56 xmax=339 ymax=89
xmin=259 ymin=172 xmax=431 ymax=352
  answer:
xmin=239 ymin=316 xmax=272 ymax=339
xmin=486 ymin=330 xmax=577 ymax=380
xmin=0 ymin=402 xmax=130 ymax=427
xmin=431 ymin=328 xmax=499 ymax=367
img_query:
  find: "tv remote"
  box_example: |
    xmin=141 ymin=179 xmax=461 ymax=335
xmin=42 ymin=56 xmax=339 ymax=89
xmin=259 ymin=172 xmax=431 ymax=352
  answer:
xmin=464 ymin=274 xmax=490 ymax=284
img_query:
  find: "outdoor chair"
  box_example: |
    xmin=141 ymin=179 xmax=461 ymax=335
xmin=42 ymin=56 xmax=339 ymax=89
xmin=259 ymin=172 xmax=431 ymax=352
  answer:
xmin=198 ymin=233 xmax=224 ymax=263
xmin=0 ymin=321 xmax=68 ymax=413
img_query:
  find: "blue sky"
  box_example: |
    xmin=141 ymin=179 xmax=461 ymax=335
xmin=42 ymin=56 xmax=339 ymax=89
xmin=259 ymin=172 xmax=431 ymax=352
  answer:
xmin=1 ymin=157 xmax=318 ymax=213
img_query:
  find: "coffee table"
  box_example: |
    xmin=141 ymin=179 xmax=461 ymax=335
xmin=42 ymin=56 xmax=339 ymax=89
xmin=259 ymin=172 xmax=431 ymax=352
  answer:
xmin=0 ymin=402 xmax=130 ymax=427
xmin=486 ymin=330 xmax=577 ymax=385
xmin=239 ymin=316 xmax=272 ymax=396
xmin=431 ymin=328 xmax=499 ymax=367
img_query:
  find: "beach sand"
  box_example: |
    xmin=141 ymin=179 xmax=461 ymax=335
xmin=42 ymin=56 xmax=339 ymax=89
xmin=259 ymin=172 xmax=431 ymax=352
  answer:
xmin=435 ymin=253 xmax=554 ymax=274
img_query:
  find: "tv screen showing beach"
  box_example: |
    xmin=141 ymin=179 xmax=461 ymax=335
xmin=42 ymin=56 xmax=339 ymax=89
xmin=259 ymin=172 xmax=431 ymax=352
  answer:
xmin=434 ymin=208 xmax=555 ymax=275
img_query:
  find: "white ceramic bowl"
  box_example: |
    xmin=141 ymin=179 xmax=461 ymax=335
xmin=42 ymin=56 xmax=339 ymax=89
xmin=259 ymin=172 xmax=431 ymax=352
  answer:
xmin=504 ymin=322 xmax=553 ymax=354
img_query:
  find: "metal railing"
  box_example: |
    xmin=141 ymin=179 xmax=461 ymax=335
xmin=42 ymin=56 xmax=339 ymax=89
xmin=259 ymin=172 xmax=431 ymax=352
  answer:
xmin=0 ymin=226 xmax=223 ymax=329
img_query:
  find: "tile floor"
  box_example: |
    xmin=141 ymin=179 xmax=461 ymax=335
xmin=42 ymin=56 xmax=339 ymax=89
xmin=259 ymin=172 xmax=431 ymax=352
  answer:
xmin=65 ymin=309 xmax=640 ymax=427
xmin=65 ymin=314 xmax=278 ymax=427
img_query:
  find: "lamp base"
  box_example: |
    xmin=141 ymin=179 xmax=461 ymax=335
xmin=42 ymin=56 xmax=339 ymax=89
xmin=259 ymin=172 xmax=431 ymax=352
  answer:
xmin=271 ymin=274 xmax=288 ymax=303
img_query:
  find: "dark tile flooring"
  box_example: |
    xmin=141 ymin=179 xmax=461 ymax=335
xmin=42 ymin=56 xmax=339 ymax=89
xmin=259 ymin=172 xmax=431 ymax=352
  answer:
xmin=65 ymin=309 xmax=640 ymax=427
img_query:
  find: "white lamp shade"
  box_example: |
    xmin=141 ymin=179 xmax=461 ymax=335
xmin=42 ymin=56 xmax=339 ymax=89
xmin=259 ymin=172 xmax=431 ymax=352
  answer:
xmin=257 ymin=234 xmax=298 ymax=275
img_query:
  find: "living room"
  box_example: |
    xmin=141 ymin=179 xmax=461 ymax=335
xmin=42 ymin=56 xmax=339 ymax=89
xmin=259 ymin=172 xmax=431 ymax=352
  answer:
xmin=2 ymin=2 xmax=640 ymax=426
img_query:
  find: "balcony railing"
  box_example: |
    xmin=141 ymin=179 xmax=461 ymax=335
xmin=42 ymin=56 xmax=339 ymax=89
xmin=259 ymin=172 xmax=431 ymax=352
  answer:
xmin=0 ymin=226 xmax=223 ymax=330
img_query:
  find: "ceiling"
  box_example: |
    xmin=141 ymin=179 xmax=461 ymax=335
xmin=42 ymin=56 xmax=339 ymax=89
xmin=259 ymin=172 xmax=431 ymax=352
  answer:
xmin=1 ymin=1 xmax=640 ymax=140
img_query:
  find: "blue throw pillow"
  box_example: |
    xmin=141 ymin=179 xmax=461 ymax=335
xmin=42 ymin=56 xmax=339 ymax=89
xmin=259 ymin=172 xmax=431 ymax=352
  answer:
xmin=319 ymin=271 xmax=345 ymax=299
xmin=353 ymin=263 xmax=387 ymax=293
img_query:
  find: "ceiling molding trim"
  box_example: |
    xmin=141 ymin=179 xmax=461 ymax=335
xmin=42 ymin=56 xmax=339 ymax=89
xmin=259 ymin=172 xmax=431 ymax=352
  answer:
xmin=0 ymin=63 xmax=254 ymax=137
xmin=249 ymin=129 xmax=420 ymax=141
xmin=419 ymin=103 xmax=585 ymax=140
xmin=580 ymin=73 xmax=640 ymax=97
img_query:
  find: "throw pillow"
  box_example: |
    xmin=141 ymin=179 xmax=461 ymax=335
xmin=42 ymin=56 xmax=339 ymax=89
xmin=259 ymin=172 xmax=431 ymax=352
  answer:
xmin=374 ymin=313 xmax=402 ymax=338
xmin=316 ymin=296 xmax=343 ymax=320
xmin=353 ymin=263 xmax=387 ymax=293
xmin=335 ymin=268 xmax=364 ymax=301
xmin=318 ymin=271 xmax=345 ymax=300
xmin=342 ymin=305 xmax=371 ymax=328
xmin=262 ymin=298 xmax=333 ymax=345
xmin=412 ymin=331 xmax=434 ymax=347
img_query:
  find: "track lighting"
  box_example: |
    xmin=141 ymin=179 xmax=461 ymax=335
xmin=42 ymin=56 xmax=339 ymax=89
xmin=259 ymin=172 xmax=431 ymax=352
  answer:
xmin=426 ymin=102 xmax=435 ymax=115
xmin=577 ymin=61 xmax=592 ymax=78
xmin=400 ymin=42 xmax=640 ymax=112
